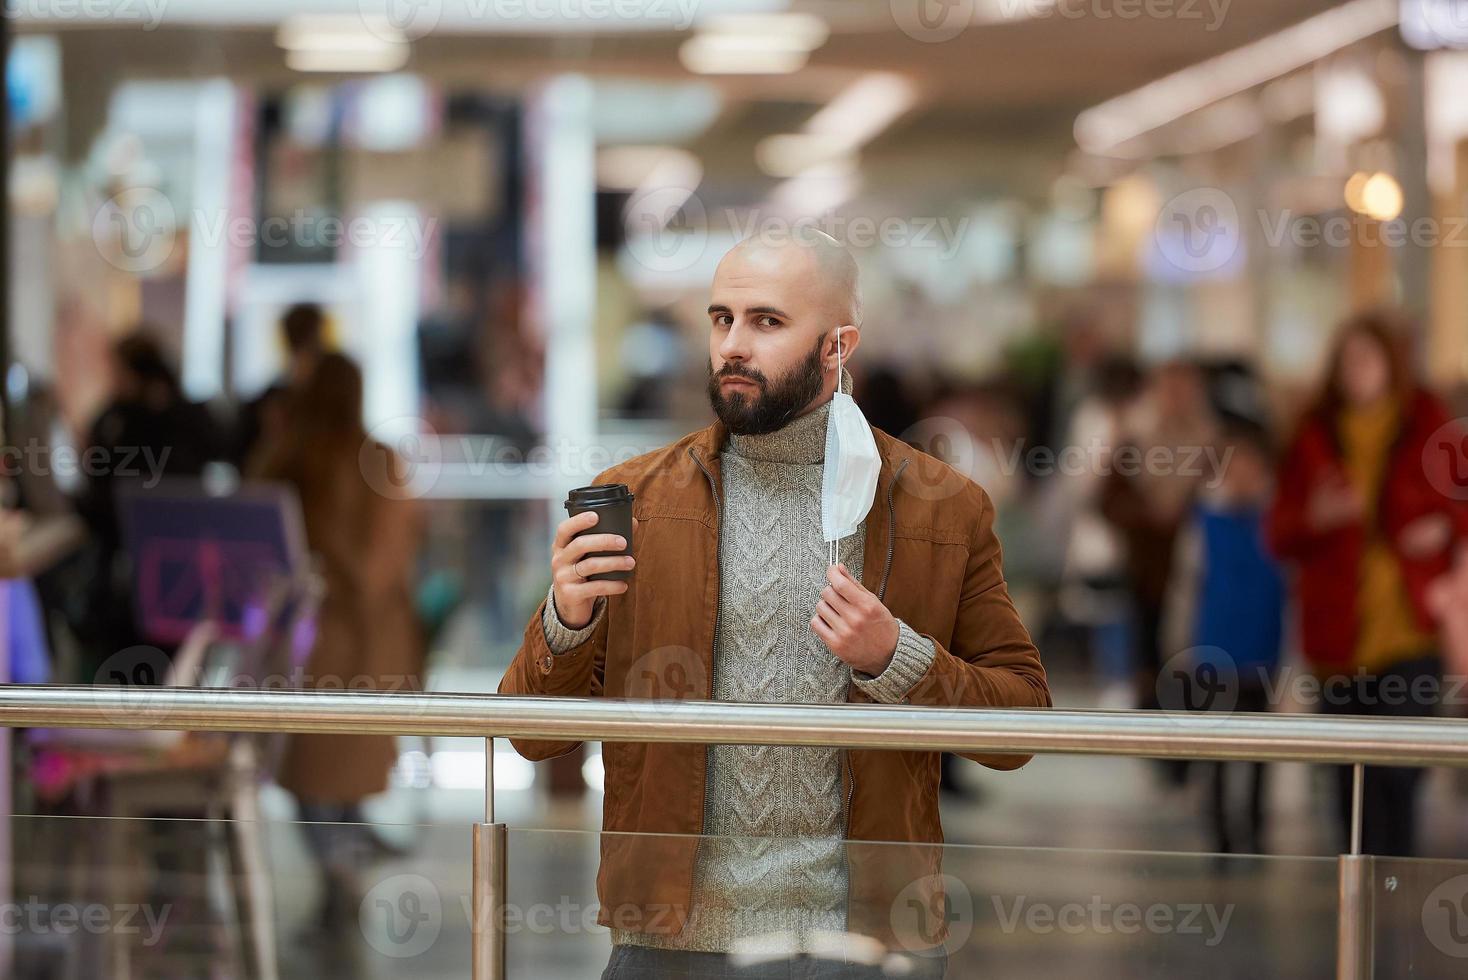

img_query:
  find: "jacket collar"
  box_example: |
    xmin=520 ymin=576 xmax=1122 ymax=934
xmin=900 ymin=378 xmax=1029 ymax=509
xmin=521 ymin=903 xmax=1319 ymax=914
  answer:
xmin=685 ymin=414 xmax=911 ymax=599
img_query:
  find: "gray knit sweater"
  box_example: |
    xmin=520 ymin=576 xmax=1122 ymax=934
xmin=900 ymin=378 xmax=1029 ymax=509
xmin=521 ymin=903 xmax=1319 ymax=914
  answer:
xmin=542 ymin=368 xmax=936 ymax=954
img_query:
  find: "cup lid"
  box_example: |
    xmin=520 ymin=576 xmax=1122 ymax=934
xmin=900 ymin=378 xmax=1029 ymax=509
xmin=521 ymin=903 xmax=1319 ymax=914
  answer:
xmin=565 ymin=483 xmax=634 ymax=509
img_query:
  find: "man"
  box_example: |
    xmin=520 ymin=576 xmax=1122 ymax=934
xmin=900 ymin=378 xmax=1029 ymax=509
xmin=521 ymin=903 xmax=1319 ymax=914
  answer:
xmin=500 ymin=232 xmax=1050 ymax=978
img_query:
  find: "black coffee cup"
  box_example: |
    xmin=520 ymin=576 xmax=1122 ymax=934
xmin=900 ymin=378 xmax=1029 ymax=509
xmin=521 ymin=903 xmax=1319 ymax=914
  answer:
xmin=565 ymin=484 xmax=635 ymax=582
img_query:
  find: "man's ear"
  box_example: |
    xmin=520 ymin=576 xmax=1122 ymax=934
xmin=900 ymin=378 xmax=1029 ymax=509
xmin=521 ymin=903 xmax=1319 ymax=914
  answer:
xmin=835 ymin=325 xmax=860 ymax=366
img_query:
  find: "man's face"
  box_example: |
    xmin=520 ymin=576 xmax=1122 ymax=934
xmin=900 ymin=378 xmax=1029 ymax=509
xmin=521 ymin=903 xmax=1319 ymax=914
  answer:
xmin=705 ymin=245 xmax=842 ymax=436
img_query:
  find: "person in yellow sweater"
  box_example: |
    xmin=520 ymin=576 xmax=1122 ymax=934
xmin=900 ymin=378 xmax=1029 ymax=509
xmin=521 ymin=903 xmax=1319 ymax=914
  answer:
xmin=1271 ymin=310 xmax=1468 ymax=856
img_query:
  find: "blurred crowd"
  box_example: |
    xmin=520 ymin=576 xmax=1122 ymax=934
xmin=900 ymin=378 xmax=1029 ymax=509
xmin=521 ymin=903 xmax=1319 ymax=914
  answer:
xmin=1 ymin=304 xmax=427 ymax=926
xmin=849 ymin=306 xmax=1468 ymax=860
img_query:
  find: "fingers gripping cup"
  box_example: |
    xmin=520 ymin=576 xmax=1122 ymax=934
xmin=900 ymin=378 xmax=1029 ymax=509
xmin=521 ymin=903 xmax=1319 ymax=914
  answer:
xmin=565 ymin=484 xmax=635 ymax=582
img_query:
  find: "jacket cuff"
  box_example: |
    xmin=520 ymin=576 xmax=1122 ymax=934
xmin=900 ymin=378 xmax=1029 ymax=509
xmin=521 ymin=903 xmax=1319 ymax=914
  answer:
xmin=853 ymin=619 xmax=936 ymax=704
xmin=541 ymin=583 xmax=605 ymax=654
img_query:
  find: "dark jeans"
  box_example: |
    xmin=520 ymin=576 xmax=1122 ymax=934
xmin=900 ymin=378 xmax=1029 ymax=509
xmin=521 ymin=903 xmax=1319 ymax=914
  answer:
xmin=1203 ymin=683 xmax=1271 ymax=854
xmin=600 ymin=945 xmax=948 ymax=980
xmin=1319 ymin=653 xmax=1442 ymax=857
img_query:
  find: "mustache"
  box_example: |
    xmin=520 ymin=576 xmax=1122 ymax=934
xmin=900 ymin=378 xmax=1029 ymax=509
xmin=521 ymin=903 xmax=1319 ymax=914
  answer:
xmin=716 ymin=368 xmax=764 ymax=385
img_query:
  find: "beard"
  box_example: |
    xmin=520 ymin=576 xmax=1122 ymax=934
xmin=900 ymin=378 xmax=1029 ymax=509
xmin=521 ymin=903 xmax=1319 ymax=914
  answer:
xmin=706 ymin=335 xmax=827 ymax=436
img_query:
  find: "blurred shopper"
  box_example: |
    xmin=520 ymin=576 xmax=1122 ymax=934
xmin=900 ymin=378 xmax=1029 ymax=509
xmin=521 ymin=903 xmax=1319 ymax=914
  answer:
xmin=1165 ymin=422 xmax=1285 ymax=854
xmin=1100 ymin=361 xmax=1219 ymax=719
xmin=501 ymin=232 xmax=1049 ymax=979
xmin=251 ymin=352 xmax=426 ymax=925
xmin=1058 ymin=355 xmax=1143 ymax=709
xmin=73 ymin=332 xmax=223 ymax=660
xmin=1269 ymin=310 xmax=1468 ymax=856
xmin=234 ymin=302 xmax=326 ymax=470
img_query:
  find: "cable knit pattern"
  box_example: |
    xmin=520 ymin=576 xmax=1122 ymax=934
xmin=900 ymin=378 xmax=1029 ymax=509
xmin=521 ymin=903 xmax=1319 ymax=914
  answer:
xmin=621 ymin=374 xmax=859 ymax=956
xmin=542 ymin=368 xmax=937 ymax=954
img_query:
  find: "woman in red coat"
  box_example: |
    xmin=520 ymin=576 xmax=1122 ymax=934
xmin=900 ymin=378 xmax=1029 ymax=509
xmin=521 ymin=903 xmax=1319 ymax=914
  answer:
xmin=1269 ymin=310 xmax=1468 ymax=856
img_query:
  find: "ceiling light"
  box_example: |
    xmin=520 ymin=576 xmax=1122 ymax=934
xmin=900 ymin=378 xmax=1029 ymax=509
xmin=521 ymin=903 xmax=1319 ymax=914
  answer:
xmin=598 ymin=145 xmax=701 ymax=192
xmin=278 ymin=14 xmax=409 ymax=74
xmin=769 ymin=163 xmax=860 ymax=216
xmin=679 ymin=34 xmax=810 ymax=74
xmin=701 ymin=12 xmax=830 ymax=49
xmin=1075 ymin=0 xmax=1399 ymax=153
xmin=680 ymin=11 xmax=828 ymax=76
xmin=285 ymin=48 xmax=410 ymax=73
xmin=804 ymin=72 xmax=919 ymax=151
xmin=755 ymin=133 xmax=855 ymax=178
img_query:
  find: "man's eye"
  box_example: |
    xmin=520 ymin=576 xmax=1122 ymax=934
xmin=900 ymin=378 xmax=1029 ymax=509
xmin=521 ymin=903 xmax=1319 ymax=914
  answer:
xmin=758 ymin=316 xmax=779 ymax=328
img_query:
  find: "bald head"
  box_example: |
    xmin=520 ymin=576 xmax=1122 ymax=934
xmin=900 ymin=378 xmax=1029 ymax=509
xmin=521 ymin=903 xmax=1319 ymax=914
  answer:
xmin=721 ymin=229 xmax=862 ymax=328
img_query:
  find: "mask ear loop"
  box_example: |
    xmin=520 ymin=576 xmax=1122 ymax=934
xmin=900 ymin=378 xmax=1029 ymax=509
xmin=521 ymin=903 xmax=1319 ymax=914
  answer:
xmin=828 ymin=326 xmax=843 ymax=568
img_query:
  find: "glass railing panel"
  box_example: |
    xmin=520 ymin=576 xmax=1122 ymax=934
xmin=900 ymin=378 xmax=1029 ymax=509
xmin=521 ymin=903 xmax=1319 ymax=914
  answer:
xmin=4 ymin=814 xmax=472 ymax=978
xmin=504 ymin=829 xmax=1341 ymax=977
xmin=1370 ymin=854 xmax=1468 ymax=978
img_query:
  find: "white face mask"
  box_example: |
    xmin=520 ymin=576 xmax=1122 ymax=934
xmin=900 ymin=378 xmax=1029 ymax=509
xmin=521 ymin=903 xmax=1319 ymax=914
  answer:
xmin=821 ymin=328 xmax=880 ymax=565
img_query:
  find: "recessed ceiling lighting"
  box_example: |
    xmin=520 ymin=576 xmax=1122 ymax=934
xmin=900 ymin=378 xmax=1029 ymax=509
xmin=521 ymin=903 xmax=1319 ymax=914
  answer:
xmin=679 ymin=34 xmax=810 ymax=75
xmin=680 ymin=11 xmax=828 ymax=76
xmin=1074 ymin=0 xmax=1399 ymax=153
xmin=700 ymin=12 xmax=830 ymax=50
xmin=755 ymin=133 xmax=856 ymax=178
xmin=278 ymin=14 xmax=409 ymax=74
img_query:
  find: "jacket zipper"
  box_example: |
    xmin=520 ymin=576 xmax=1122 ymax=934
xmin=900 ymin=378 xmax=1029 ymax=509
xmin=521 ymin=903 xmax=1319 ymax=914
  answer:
xmin=841 ymin=457 xmax=909 ymax=916
xmin=688 ymin=447 xmax=722 ymax=935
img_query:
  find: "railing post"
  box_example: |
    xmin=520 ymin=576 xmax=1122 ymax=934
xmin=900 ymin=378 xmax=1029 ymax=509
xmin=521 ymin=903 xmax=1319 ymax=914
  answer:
xmin=473 ymin=736 xmax=507 ymax=980
xmin=1337 ymin=763 xmax=1373 ymax=980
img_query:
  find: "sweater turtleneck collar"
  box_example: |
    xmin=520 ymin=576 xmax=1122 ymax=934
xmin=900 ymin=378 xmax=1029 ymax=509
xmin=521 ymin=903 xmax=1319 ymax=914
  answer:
xmin=725 ymin=366 xmax=853 ymax=465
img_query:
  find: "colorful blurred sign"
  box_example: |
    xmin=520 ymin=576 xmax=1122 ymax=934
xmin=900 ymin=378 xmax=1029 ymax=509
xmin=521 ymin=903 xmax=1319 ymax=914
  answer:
xmin=118 ymin=480 xmax=307 ymax=645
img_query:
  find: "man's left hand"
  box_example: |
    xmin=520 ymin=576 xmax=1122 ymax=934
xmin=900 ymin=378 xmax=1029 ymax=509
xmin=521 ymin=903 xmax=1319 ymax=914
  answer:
xmin=812 ymin=563 xmax=899 ymax=677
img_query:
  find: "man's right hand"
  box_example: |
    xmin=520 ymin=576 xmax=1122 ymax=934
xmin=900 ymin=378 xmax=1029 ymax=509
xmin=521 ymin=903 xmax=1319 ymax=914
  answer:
xmin=551 ymin=511 xmax=638 ymax=629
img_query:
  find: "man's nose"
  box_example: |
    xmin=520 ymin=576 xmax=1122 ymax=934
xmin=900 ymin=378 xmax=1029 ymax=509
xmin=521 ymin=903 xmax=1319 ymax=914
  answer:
xmin=717 ymin=321 xmax=752 ymax=363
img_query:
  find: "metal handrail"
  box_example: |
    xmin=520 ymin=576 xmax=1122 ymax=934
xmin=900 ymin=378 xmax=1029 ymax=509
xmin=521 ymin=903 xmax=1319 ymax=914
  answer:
xmin=1 ymin=685 xmax=1466 ymax=767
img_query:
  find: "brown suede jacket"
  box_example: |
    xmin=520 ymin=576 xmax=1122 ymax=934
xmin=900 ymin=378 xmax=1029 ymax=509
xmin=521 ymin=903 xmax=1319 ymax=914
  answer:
xmin=499 ymin=417 xmax=1051 ymax=950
